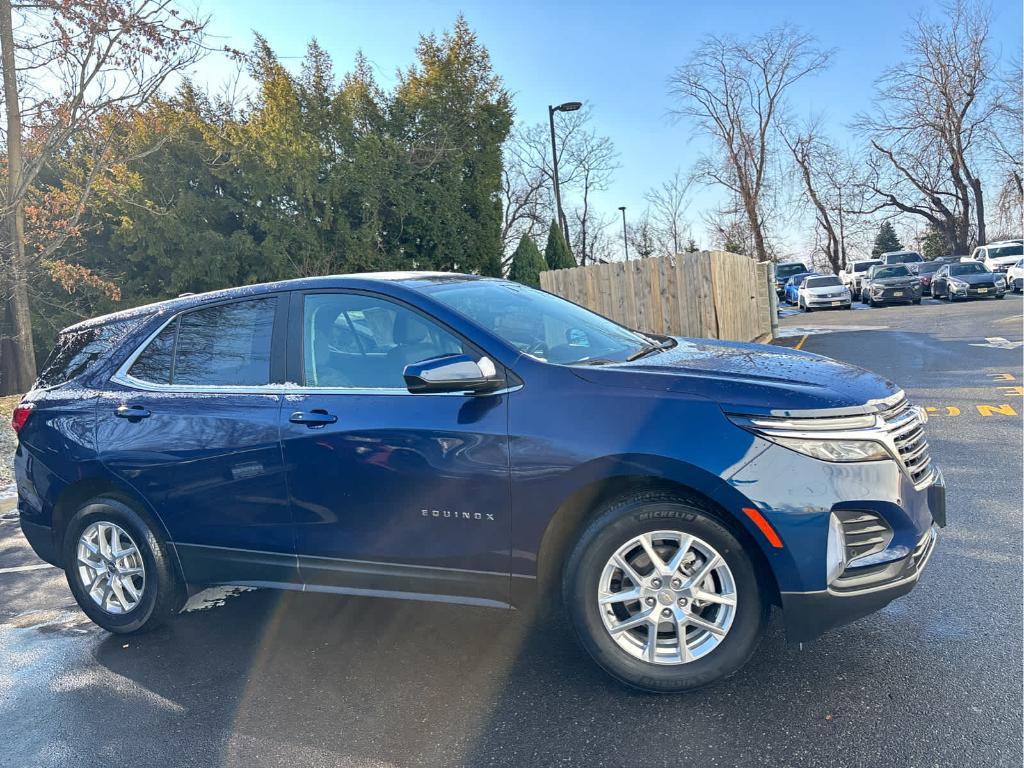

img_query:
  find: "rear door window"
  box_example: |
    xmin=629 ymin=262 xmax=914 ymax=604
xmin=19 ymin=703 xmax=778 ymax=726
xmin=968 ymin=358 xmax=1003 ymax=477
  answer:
xmin=127 ymin=297 xmax=277 ymax=387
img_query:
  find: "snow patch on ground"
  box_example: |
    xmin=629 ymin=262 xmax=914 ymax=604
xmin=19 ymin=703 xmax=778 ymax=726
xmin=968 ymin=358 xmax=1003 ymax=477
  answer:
xmin=0 ymin=484 xmax=16 ymax=501
xmin=775 ymin=324 xmax=889 ymax=338
xmin=182 ymin=585 xmax=256 ymax=613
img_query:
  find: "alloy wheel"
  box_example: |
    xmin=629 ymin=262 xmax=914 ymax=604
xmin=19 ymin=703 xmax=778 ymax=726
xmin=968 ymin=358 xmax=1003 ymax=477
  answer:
xmin=76 ymin=521 xmax=146 ymax=614
xmin=597 ymin=530 xmax=737 ymax=665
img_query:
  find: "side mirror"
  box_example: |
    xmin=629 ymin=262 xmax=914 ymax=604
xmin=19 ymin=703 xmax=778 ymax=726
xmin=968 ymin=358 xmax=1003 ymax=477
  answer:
xmin=403 ymin=354 xmax=504 ymax=395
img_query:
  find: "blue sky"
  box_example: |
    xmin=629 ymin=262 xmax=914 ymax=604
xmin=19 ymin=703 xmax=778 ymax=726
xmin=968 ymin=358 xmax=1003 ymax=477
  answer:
xmin=192 ymin=0 xmax=1023 ymax=257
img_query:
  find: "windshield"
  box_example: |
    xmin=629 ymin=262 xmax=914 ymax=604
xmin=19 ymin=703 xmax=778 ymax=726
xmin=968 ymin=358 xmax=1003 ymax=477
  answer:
xmin=853 ymin=261 xmax=881 ymax=272
xmin=804 ymin=276 xmax=841 ymax=288
xmin=776 ymin=263 xmax=808 ymax=279
xmin=916 ymin=262 xmax=942 ymax=274
xmin=885 ymin=252 xmax=923 ymax=263
xmin=949 ymin=262 xmax=988 ymax=276
xmin=873 ymin=266 xmax=911 ymax=279
xmin=989 ymin=244 xmax=1023 ymax=259
xmin=425 ymin=280 xmax=659 ymax=365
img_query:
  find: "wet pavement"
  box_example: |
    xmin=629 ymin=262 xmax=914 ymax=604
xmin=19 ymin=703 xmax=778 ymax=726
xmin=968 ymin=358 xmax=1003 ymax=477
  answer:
xmin=1 ymin=295 xmax=1021 ymax=767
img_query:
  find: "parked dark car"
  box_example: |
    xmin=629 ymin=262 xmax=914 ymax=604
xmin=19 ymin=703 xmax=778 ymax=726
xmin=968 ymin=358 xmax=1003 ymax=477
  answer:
xmin=914 ymin=261 xmax=944 ymax=292
xmin=774 ymin=261 xmax=810 ymax=297
xmin=860 ymin=265 xmax=923 ymax=306
xmin=13 ymin=273 xmax=945 ymax=692
xmin=930 ymin=262 xmax=1007 ymax=301
xmin=880 ymin=251 xmax=925 ymax=273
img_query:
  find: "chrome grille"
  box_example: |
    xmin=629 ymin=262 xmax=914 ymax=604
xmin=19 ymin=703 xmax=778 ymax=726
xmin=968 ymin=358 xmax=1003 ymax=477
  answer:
xmin=878 ymin=398 xmax=934 ymax=486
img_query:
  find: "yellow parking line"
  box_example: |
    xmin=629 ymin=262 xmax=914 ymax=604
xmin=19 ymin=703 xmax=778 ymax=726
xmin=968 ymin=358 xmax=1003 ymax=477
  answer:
xmin=794 ymin=334 xmax=809 ymax=351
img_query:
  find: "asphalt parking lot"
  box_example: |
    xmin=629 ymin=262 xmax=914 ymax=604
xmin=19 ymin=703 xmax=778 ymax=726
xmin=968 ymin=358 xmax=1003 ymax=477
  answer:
xmin=1 ymin=294 xmax=1021 ymax=768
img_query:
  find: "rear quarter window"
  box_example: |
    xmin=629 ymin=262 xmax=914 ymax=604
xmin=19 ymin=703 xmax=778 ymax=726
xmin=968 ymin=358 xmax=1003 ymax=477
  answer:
xmin=36 ymin=320 xmax=139 ymax=389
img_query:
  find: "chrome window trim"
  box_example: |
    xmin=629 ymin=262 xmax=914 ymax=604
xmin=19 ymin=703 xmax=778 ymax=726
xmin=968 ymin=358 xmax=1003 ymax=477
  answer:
xmin=111 ymin=307 xmax=521 ymax=397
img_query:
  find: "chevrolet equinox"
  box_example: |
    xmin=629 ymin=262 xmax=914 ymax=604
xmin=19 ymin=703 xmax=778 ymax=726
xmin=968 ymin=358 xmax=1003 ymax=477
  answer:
xmin=12 ymin=273 xmax=946 ymax=692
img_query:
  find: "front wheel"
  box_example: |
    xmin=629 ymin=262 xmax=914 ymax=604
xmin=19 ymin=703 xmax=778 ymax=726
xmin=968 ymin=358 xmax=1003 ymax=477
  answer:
xmin=63 ymin=497 xmax=185 ymax=634
xmin=563 ymin=492 xmax=767 ymax=692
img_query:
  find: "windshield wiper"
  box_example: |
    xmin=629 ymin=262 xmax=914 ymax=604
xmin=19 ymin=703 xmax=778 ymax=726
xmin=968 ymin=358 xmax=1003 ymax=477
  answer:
xmin=573 ymin=357 xmax=616 ymax=366
xmin=625 ymin=338 xmax=676 ymax=361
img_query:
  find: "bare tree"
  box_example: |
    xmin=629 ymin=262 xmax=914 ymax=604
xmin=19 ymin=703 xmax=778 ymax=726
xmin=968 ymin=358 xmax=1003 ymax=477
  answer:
xmin=984 ymin=60 xmax=1023 ymax=238
xmin=578 ymin=209 xmax=617 ymax=264
xmin=0 ymin=0 xmax=207 ymax=393
xmin=855 ymin=1 xmax=1009 ymax=252
xmin=627 ymin=209 xmax=658 ymax=258
xmin=645 ymin=168 xmax=695 ymax=256
xmin=500 ymin=126 xmax=551 ymax=270
xmin=501 ymin=107 xmax=617 ymax=266
xmin=783 ymin=117 xmax=868 ymax=272
xmin=563 ymin=126 xmax=617 ymax=265
xmin=669 ymin=24 xmax=832 ymax=262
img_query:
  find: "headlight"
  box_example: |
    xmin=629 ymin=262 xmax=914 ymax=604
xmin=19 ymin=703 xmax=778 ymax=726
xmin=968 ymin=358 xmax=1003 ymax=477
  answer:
xmin=768 ymin=435 xmax=890 ymax=462
xmin=949 ymin=278 xmax=967 ymax=289
xmin=996 ymin=277 xmax=1006 ymax=287
xmin=826 ymin=513 xmax=847 ymax=584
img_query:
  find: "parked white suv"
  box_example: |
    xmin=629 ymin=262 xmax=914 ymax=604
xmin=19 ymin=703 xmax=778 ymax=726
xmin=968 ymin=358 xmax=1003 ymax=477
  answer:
xmin=962 ymin=241 xmax=1024 ymax=275
xmin=839 ymin=259 xmax=882 ymax=295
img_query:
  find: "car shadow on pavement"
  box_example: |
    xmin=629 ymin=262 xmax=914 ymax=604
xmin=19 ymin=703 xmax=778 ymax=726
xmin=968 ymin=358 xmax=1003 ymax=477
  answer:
xmin=80 ymin=579 xmax=985 ymax=768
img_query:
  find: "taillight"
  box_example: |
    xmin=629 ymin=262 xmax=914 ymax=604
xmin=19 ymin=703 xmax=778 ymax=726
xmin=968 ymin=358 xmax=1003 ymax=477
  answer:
xmin=11 ymin=402 xmax=33 ymax=436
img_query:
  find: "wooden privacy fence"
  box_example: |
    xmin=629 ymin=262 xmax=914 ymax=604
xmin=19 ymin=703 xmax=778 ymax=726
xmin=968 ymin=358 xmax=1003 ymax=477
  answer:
xmin=539 ymin=251 xmax=773 ymax=342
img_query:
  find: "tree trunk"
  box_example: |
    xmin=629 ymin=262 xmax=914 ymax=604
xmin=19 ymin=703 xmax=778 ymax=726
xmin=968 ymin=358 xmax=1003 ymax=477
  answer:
xmin=0 ymin=0 xmax=36 ymax=394
xmin=970 ymin=176 xmax=986 ymax=247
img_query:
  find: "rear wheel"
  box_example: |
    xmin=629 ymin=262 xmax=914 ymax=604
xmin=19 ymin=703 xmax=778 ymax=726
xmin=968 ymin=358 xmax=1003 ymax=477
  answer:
xmin=63 ymin=497 xmax=185 ymax=634
xmin=563 ymin=492 xmax=766 ymax=693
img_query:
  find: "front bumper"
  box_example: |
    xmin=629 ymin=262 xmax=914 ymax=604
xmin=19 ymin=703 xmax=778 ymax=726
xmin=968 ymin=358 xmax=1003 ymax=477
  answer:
xmin=806 ymin=296 xmax=851 ymax=308
xmin=952 ymin=284 xmax=1005 ymax=298
xmin=870 ymin=286 xmax=921 ymax=303
xmin=782 ymin=523 xmax=939 ymax=642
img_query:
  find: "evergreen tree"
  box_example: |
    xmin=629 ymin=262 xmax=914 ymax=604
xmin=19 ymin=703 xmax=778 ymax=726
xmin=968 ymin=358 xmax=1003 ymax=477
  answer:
xmin=509 ymin=233 xmax=546 ymax=287
xmin=871 ymin=221 xmax=903 ymax=256
xmin=543 ymin=219 xmax=575 ymax=270
xmin=920 ymin=225 xmax=948 ymax=258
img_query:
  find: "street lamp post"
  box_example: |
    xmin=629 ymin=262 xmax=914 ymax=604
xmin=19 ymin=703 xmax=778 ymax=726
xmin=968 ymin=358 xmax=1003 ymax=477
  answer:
xmin=548 ymin=101 xmax=582 ymax=248
xmin=619 ymin=206 xmax=628 ymax=261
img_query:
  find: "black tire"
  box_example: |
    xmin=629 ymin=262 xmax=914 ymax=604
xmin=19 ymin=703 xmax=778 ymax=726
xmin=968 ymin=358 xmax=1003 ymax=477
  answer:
xmin=912 ymin=298 xmax=921 ymax=305
xmin=562 ymin=491 xmax=767 ymax=693
xmin=994 ymin=293 xmax=1005 ymax=300
xmin=62 ymin=497 xmax=185 ymax=634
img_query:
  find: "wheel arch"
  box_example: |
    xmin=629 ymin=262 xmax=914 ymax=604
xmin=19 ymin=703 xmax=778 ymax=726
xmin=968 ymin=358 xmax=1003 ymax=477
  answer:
xmin=50 ymin=473 xmax=184 ymax=582
xmin=531 ymin=459 xmax=784 ymax=610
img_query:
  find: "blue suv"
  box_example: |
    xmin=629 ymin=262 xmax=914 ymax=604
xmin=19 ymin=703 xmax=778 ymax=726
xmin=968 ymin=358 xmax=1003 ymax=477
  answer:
xmin=12 ymin=273 xmax=945 ymax=692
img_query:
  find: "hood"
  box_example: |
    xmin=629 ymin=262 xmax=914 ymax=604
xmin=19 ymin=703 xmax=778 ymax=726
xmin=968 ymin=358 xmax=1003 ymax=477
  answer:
xmin=803 ymin=284 xmax=849 ymax=296
xmin=987 ymin=255 xmax=1020 ymax=266
xmin=950 ymin=272 xmax=997 ymax=284
xmin=871 ymin=275 xmax=917 ymax=287
xmin=570 ymin=337 xmax=901 ymax=416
